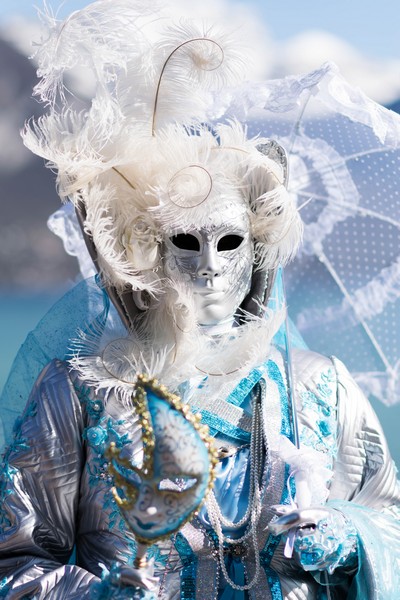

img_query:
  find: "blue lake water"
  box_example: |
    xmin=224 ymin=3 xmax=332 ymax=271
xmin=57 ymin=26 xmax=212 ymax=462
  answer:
xmin=1 ymin=292 xmax=399 ymax=467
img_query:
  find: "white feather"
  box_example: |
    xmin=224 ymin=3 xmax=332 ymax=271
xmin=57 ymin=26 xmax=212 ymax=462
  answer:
xmin=25 ymin=0 xmax=304 ymax=390
xmin=83 ymin=182 xmax=163 ymax=293
xmin=33 ymin=0 xmax=158 ymax=106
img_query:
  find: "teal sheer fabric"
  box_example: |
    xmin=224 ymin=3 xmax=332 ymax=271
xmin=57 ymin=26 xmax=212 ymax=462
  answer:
xmin=0 ymin=277 xmax=111 ymax=453
xmin=0 ymin=269 xmax=303 ymax=455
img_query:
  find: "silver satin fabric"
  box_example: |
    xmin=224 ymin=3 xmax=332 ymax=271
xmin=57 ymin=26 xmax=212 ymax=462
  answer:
xmin=1 ymin=350 xmax=400 ymax=599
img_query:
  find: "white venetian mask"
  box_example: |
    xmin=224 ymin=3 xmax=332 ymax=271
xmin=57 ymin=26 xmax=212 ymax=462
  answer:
xmin=162 ymin=203 xmax=254 ymax=329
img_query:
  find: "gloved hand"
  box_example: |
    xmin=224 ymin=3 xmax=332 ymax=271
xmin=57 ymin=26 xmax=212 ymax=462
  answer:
xmin=91 ymin=561 xmax=158 ymax=599
xmin=269 ymin=505 xmax=358 ymax=575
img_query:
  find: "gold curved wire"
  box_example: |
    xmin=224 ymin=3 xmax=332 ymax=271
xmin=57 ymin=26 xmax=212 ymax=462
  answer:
xmin=168 ymin=164 xmax=213 ymax=208
xmin=112 ymin=167 xmax=136 ymax=190
xmin=174 ymin=317 xmax=195 ymax=334
xmin=211 ymin=145 xmax=284 ymax=188
xmin=101 ymin=338 xmax=140 ymax=385
xmin=210 ymin=146 xmax=249 ymax=155
xmin=54 ymin=9 xmax=80 ymax=53
xmin=195 ymin=365 xmax=241 ymax=377
xmin=152 ymin=37 xmax=224 ymax=136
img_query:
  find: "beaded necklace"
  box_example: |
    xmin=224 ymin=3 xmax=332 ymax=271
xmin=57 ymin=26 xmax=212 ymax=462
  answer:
xmin=202 ymin=389 xmax=268 ymax=592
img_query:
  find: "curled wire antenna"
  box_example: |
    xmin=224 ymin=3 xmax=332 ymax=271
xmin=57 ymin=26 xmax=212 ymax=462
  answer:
xmin=168 ymin=164 xmax=213 ymax=208
xmin=112 ymin=167 xmax=136 ymax=190
xmin=152 ymin=38 xmax=224 ymax=136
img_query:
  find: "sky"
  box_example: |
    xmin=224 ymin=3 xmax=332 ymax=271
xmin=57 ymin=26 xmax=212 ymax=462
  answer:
xmin=257 ymin=0 xmax=399 ymax=60
xmin=0 ymin=0 xmax=399 ymax=59
xmin=0 ymin=0 xmax=399 ymax=106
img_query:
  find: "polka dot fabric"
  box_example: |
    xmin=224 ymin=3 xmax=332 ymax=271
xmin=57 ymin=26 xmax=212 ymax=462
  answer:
xmin=234 ymin=63 xmax=400 ymax=405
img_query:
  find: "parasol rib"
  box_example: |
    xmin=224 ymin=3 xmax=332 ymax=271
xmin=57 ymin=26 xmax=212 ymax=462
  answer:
xmin=317 ymin=251 xmax=394 ymax=375
xmin=295 ymin=191 xmax=400 ymax=228
xmin=294 ymin=147 xmax=396 ymax=185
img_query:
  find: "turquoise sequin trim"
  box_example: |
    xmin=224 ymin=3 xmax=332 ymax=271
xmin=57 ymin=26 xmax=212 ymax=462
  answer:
xmin=225 ymin=367 xmax=265 ymax=407
xmin=266 ymin=360 xmax=292 ymax=440
xmin=193 ymin=364 xmax=268 ymax=441
xmin=0 ymin=577 xmax=9 ymax=598
xmin=175 ymin=533 xmax=197 ymax=600
xmin=196 ymin=409 xmax=250 ymax=442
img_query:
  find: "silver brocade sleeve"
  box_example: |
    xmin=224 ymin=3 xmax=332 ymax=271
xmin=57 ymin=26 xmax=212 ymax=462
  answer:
xmin=328 ymin=356 xmax=400 ymax=597
xmin=0 ymin=361 xmax=98 ymax=598
xmin=330 ymin=356 xmax=400 ymax=507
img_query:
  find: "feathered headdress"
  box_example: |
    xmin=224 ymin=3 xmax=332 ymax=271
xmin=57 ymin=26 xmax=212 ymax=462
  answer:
xmin=23 ymin=0 xmax=303 ymax=393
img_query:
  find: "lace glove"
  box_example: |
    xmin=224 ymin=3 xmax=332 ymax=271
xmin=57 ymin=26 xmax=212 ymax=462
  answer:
xmin=269 ymin=506 xmax=358 ymax=575
xmin=90 ymin=561 xmax=159 ymax=599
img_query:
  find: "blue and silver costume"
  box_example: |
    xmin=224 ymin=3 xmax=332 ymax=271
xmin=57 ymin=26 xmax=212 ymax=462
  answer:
xmin=2 ymin=2 xmax=400 ymax=597
xmin=1 ymin=343 xmax=399 ymax=598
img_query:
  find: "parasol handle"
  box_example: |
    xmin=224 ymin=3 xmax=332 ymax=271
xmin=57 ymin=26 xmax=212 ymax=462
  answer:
xmin=282 ymin=270 xmax=300 ymax=449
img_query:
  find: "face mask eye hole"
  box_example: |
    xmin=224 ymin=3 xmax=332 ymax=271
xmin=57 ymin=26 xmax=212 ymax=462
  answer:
xmin=170 ymin=233 xmax=200 ymax=251
xmin=217 ymin=234 xmax=244 ymax=252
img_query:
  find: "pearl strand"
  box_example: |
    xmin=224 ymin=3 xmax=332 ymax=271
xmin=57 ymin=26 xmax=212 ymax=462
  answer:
xmin=207 ymin=397 xmax=263 ymax=532
xmin=215 ymin=498 xmax=261 ymax=592
xmin=204 ymin=394 xmax=266 ymax=591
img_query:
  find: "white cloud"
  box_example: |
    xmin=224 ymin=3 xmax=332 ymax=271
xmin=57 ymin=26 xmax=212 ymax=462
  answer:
xmin=0 ymin=15 xmax=44 ymax=57
xmin=272 ymin=30 xmax=400 ymax=105
xmin=1 ymin=4 xmax=399 ymax=107
xmin=0 ymin=2 xmax=273 ymax=98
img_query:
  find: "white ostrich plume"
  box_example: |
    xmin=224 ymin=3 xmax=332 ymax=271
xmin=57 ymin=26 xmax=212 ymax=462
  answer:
xmin=24 ymin=0 xmax=304 ymax=379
